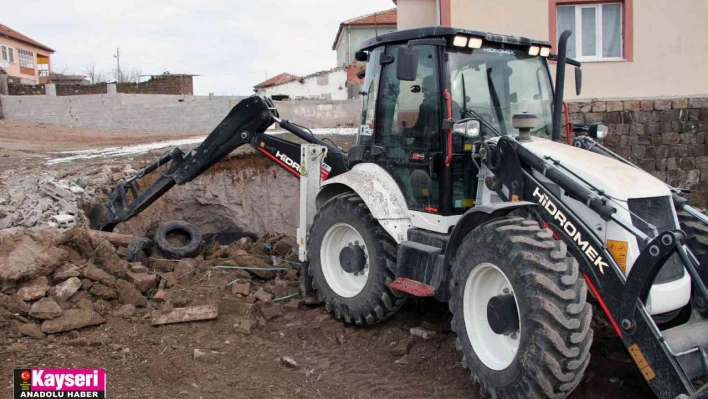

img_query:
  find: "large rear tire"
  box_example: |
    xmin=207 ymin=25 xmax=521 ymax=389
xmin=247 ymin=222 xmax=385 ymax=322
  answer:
xmin=677 ymin=211 xmax=708 ymax=260
xmin=449 ymin=216 xmax=593 ymax=398
xmin=308 ymin=193 xmax=406 ymax=325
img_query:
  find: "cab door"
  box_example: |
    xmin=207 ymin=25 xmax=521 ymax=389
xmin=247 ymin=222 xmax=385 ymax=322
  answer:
xmin=374 ymin=44 xmax=443 ymax=214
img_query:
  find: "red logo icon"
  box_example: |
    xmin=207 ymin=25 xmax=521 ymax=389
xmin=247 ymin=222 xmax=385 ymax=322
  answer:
xmin=20 ymin=370 xmax=30 ymax=381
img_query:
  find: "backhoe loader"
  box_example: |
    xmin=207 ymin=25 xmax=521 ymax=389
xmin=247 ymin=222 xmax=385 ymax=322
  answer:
xmin=90 ymin=27 xmax=708 ymax=398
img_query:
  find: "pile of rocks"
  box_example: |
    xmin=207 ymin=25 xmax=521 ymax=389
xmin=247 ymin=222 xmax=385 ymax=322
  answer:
xmin=0 ymin=164 xmax=130 ymax=230
xmin=0 ymin=227 xmax=301 ymax=339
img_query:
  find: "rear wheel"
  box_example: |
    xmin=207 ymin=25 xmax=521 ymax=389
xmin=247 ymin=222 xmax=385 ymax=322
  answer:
xmin=677 ymin=211 xmax=708 ymax=260
xmin=308 ymin=193 xmax=405 ymax=325
xmin=449 ymin=216 xmax=593 ymax=398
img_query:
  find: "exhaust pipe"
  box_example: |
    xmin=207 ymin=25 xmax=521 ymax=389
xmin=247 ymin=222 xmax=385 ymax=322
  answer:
xmin=552 ymin=30 xmax=572 ymax=142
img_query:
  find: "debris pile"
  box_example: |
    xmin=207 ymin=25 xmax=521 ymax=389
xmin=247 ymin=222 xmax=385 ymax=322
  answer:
xmin=0 ymin=226 xmax=301 ymax=338
xmin=0 ymin=165 xmax=130 ymax=230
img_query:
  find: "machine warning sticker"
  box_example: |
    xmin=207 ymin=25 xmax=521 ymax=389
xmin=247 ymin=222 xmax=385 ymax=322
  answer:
xmin=320 ymin=163 xmax=332 ymax=181
xmin=628 ymin=344 xmax=656 ymax=381
xmin=607 ymin=240 xmax=628 ymax=273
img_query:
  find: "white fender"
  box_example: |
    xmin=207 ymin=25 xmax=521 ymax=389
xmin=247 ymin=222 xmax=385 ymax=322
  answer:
xmin=317 ymin=163 xmax=412 ymax=243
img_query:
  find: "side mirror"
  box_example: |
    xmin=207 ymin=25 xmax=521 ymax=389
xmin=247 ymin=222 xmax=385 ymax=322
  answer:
xmin=396 ymin=46 xmax=419 ymax=81
xmin=355 ymin=51 xmax=369 ymax=62
xmin=588 ymin=123 xmax=608 ymax=139
xmin=575 ymin=67 xmax=582 ymax=96
xmin=453 ymin=118 xmax=481 ymax=139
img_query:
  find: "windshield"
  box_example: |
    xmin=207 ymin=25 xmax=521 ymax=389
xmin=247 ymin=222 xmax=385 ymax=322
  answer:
xmin=449 ymin=47 xmax=554 ymax=138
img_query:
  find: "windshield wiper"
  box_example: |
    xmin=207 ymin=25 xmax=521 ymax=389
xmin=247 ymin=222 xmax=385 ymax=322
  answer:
xmin=486 ymin=68 xmax=507 ymax=135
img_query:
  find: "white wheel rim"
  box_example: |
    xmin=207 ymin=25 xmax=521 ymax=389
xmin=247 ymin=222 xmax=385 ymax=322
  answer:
xmin=320 ymin=223 xmax=369 ymax=298
xmin=463 ymin=262 xmax=520 ymax=370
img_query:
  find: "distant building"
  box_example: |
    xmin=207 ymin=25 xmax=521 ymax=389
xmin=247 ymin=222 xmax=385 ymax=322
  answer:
xmin=253 ymin=8 xmax=397 ymax=101
xmin=254 ymin=68 xmax=354 ymax=101
xmin=332 ymin=8 xmax=397 ymax=67
xmin=0 ymin=23 xmax=54 ymax=84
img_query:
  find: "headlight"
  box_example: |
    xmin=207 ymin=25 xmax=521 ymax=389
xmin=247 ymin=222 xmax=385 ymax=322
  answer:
xmin=468 ymin=37 xmax=483 ymax=49
xmin=528 ymin=46 xmax=540 ymax=56
xmin=539 ymin=47 xmax=551 ymax=57
xmin=453 ymin=36 xmax=468 ymax=47
xmin=589 ymin=123 xmax=609 ymax=139
xmin=453 ymin=119 xmax=481 ymax=138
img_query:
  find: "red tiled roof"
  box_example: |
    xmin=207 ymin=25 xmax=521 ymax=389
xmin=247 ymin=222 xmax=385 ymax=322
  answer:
xmin=0 ymin=23 xmax=55 ymax=53
xmin=332 ymin=8 xmax=397 ymax=50
xmin=343 ymin=8 xmax=397 ymax=26
xmin=254 ymin=72 xmax=301 ymax=89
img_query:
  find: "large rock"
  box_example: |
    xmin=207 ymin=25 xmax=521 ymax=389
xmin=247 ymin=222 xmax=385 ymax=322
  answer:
xmin=89 ymin=283 xmax=118 ymax=300
xmin=0 ymin=234 xmax=68 ymax=281
xmin=125 ymin=271 xmax=157 ymax=292
xmin=49 ymin=277 xmax=81 ymax=301
xmin=41 ymin=309 xmax=105 ymax=334
xmin=16 ymin=284 xmax=49 ymax=302
xmin=115 ymin=279 xmax=147 ymax=307
xmin=82 ymin=265 xmax=116 ymax=286
xmin=19 ymin=323 xmax=45 ymax=339
xmin=28 ymin=298 xmax=63 ymax=320
xmin=53 ymin=264 xmax=81 ymax=282
xmin=0 ymin=293 xmax=30 ymax=315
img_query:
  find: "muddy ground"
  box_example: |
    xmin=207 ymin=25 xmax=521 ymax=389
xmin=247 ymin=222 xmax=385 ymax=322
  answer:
xmin=0 ymin=120 xmax=654 ymax=398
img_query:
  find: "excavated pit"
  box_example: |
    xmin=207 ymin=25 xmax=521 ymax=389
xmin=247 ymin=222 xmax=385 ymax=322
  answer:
xmin=116 ymin=152 xmax=300 ymax=239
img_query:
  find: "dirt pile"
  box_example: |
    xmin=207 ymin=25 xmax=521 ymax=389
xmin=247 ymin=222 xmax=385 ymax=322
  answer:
xmin=0 ymin=227 xmax=301 ymax=339
xmin=0 ymin=164 xmax=130 ymax=230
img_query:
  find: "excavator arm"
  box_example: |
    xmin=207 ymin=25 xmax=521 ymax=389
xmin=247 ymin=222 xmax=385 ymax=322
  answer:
xmin=88 ymin=95 xmax=347 ymax=231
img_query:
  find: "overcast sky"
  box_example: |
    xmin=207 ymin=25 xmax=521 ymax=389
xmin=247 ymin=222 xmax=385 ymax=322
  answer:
xmin=5 ymin=0 xmax=394 ymax=95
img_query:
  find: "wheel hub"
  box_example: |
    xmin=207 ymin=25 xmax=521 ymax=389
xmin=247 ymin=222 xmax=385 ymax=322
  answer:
xmin=463 ymin=262 xmax=521 ymax=370
xmin=487 ymin=294 xmax=520 ymax=335
xmin=339 ymin=244 xmax=367 ymax=274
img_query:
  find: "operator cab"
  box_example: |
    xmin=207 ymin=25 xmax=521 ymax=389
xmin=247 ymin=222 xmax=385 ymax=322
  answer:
xmin=348 ymin=27 xmax=556 ymax=221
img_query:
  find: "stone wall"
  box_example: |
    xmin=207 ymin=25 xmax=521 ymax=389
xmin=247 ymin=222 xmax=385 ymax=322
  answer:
xmin=5 ymin=74 xmax=194 ymax=97
xmin=56 ymin=83 xmax=108 ymax=96
xmin=116 ymin=75 xmax=193 ymax=95
xmin=8 ymin=83 xmax=45 ymax=96
xmin=568 ymin=97 xmax=708 ymax=207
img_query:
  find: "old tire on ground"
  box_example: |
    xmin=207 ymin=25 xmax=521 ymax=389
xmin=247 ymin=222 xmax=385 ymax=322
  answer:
xmin=307 ymin=192 xmax=405 ymax=325
xmin=677 ymin=211 xmax=708 ymax=260
xmin=154 ymin=221 xmax=202 ymax=260
xmin=449 ymin=216 xmax=593 ymax=398
xmin=126 ymin=236 xmax=153 ymax=263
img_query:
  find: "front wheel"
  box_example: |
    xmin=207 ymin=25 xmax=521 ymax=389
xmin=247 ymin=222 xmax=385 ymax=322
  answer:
xmin=308 ymin=193 xmax=406 ymax=325
xmin=449 ymin=216 xmax=593 ymax=398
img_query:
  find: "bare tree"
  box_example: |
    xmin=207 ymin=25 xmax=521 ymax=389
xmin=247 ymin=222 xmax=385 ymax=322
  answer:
xmin=81 ymin=62 xmax=108 ymax=84
xmin=112 ymin=67 xmax=142 ymax=83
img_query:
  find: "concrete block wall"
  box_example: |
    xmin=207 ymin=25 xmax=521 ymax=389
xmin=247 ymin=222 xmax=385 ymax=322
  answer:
xmin=568 ymin=96 xmax=708 ymax=207
xmin=0 ymin=94 xmax=362 ymax=132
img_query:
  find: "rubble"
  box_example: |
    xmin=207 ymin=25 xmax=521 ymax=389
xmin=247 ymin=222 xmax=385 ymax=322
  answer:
xmin=151 ymin=304 xmax=219 ymax=326
xmin=16 ymin=283 xmax=50 ymax=302
xmin=49 ymin=277 xmax=82 ymax=301
xmin=390 ymin=340 xmax=414 ymax=357
xmin=41 ymin=308 xmax=106 ymax=334
xmin=115 ymin=279 xmax=147 ymax=307
xmin=28 ymin=298 xmax=63 ymax=320
xmin=20 ymin=323 xmax=46 ymax=339
xmin=410 ymin=327 xmax=437 ymax=340
xmin=281 ymin=356 xmax=299 ymax=369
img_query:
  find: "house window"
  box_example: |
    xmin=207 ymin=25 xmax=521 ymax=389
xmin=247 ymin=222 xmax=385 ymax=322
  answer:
xmin=557 ymin=3 xmax=623 ymax=61
xmin=1 ymin=46 xmax=14 ymax=63
xmin=18 ymin=49 xmax=35 ymax=68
